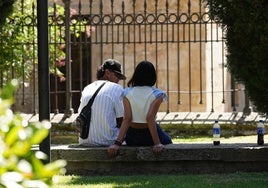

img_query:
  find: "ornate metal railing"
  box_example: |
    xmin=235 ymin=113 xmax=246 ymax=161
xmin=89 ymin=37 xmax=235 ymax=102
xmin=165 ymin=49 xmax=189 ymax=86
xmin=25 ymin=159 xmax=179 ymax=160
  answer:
xmin=0 ymin=0 xmax=250 ymax=114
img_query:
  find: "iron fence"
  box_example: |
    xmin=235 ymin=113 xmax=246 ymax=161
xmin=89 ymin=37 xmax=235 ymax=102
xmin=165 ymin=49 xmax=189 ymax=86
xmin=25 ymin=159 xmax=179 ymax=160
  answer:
xmin=0 ymin=0 xmax=250 ymax=114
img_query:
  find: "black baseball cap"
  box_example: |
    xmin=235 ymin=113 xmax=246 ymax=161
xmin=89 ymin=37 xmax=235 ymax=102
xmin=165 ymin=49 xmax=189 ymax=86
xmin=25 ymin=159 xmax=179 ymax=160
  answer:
xmin=102 ymin=59 xmax=126 ymax=80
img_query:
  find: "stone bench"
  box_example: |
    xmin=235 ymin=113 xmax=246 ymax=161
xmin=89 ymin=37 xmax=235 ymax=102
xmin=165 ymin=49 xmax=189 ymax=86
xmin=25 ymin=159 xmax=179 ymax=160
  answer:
xmin=51 ymin=143 xmax=268 ymax=175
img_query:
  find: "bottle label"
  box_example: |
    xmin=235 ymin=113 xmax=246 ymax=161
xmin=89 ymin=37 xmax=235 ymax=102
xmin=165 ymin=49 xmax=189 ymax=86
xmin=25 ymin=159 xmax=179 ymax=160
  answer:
xmin=213 ymin=128 xmax=220 ymax=134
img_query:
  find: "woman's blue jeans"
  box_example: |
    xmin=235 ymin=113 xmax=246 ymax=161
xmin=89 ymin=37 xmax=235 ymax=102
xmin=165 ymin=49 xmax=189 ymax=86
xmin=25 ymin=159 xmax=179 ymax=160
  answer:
xmin=125 ymin=124 xmax=172 ymax=146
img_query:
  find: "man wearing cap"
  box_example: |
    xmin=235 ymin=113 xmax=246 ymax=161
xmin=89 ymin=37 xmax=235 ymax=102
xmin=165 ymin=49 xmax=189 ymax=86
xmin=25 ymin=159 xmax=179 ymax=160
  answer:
xmin=77 ymin=59 xmax=126 ymax=146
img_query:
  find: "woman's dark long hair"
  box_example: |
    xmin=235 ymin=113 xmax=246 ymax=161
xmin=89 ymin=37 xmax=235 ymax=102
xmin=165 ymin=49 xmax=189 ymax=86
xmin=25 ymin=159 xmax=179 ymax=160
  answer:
xmin=127 ymin=61 xmax=157 ymax=87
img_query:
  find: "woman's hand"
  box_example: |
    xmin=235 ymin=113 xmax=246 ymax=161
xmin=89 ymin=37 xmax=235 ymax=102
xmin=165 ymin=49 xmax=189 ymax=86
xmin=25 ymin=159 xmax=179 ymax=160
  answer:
xmin=152 ymin=143 xmax=164 ymax=155
xmin=107 ymin=144 xmax=120 ymax=158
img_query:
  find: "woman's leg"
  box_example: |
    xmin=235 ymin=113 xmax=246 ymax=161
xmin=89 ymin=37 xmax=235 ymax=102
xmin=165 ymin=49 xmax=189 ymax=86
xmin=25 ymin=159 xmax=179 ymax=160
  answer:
xmin=156 ymin=124 xmax=172 ymax=144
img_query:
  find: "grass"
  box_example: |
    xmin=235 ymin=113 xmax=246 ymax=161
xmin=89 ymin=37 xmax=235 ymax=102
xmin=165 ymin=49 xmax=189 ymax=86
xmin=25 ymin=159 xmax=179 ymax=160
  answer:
xmin=172 ymin=135 xmax=213 ymax=143
xmin=172 ymin=135 xmax=258 ymax=144
xmin=52 ymin=172 xmax=268 ymax=188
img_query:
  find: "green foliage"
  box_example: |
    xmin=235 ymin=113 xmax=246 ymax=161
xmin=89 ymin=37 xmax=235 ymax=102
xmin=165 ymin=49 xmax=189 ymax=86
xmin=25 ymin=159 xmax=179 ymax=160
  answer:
xmin=205 ymin=0 xmax=268 ymax=114
xmin=0 ymin=80 xmax=66 ymax=188
xmin=48 ymin=4 xmax=66 ymax=80
xmin=0 ymin=0 xmax=16 ymax=25
xmin=48 ymin=4 xmax=89 ymax=81
xmin=0 ymin=0 xmax=36 ymax=80
xmin=0 ymin=0 xmax=90 ymax=82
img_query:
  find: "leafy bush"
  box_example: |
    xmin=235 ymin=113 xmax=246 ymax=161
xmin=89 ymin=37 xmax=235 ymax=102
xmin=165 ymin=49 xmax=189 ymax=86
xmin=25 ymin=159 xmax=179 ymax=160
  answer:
xmin=0 ymin=80 xmax=66 ymax=188
xmin=0 ymin=0 xmax=37 ymax=81
xmin=205 ymin=0 xmax=268 ymax=114
xmin=0 ymin=0 xmax=16 ymax=25
xmin=0 ymin=0 xmax=90 ymax=82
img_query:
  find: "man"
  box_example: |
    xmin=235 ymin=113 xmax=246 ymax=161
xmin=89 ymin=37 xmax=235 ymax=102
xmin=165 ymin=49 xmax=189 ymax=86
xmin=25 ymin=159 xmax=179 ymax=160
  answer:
xmin=77 ymin=59 xmax=126 ymax=146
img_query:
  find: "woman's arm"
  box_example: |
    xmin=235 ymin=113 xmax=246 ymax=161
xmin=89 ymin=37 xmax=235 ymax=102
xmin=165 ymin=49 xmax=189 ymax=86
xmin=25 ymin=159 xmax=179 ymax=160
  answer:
xmin=116 ymin=97 xmax=132 ymax=141
xmin=107 ymin=97 xmax=132 ymax=157
xmin=146 ymin=96 xmax=164 ymax=154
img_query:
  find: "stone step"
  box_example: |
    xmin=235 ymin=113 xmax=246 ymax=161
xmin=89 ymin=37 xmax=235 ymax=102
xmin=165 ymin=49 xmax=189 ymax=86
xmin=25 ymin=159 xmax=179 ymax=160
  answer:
xmin=51 ymin=143 xmax=268 ymax=175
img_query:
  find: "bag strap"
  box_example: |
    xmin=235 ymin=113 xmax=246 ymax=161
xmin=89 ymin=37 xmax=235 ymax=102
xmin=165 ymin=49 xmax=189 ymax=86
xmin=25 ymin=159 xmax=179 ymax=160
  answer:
xmin=83 ymin=82 xmax=106 ymax=110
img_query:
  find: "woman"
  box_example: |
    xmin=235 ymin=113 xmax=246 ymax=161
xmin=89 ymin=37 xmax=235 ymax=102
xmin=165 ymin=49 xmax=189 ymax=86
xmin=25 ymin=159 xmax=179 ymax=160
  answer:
xmin=107 ymin=61 xmax=172 ymax=157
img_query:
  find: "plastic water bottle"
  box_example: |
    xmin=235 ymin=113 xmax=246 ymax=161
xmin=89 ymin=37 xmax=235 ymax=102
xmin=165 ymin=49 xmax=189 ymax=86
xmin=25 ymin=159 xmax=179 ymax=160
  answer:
xmin=213 ymin=120 xmax=220 ymax=145
xmin=257 ymin=120 xmax=264 ymax=145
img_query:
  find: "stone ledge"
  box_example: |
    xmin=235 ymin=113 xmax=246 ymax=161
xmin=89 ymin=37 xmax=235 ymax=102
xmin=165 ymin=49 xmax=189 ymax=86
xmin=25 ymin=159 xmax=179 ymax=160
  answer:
xmin=51 ymin=144 xmax=268 ymax=175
